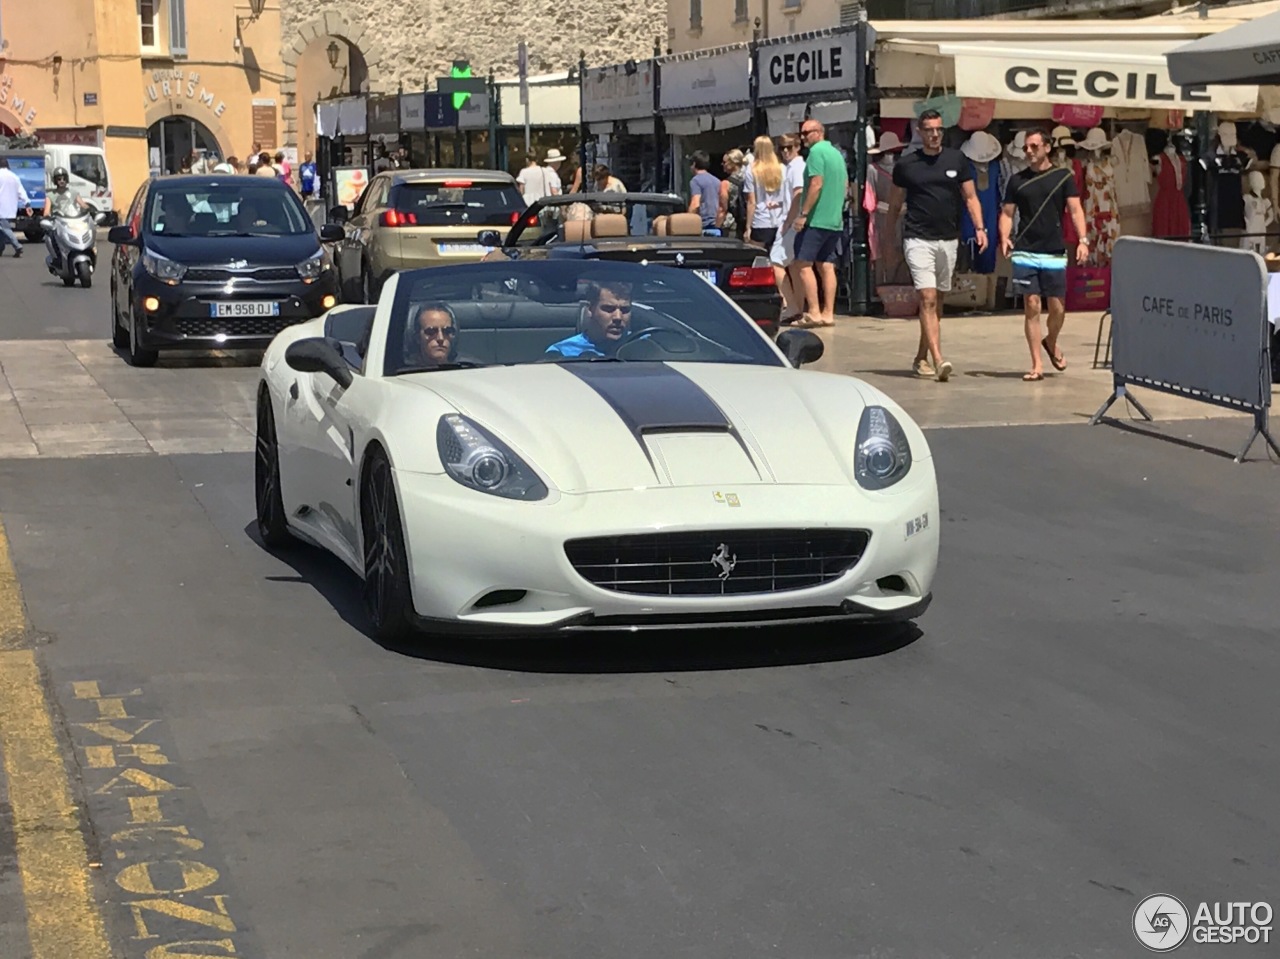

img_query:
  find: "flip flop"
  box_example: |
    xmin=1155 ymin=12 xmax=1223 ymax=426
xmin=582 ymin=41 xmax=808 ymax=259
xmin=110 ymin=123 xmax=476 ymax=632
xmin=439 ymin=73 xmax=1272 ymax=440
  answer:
xmin=1042 ymin=337 xmax=1067 ymax=371
xmin=795 ymin=315 xmax=835 ymax=328
xmin=1023 ymin=371 xmax=1044 ymax=382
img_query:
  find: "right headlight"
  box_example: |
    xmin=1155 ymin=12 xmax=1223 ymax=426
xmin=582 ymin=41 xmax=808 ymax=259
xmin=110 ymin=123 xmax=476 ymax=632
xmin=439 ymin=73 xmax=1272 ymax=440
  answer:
xmin=855 ymin=405 xmax=912 ymax=490
xmin=141 ymin=248 xmax=186 ymax=284
xmin=436 ymin=414 xmax=547 ymax=501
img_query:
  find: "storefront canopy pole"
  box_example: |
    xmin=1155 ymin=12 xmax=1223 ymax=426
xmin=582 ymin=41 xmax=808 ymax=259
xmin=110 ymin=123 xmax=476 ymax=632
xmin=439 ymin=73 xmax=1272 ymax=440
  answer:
xmin=848 ymin=19 xmax=874 ymax=316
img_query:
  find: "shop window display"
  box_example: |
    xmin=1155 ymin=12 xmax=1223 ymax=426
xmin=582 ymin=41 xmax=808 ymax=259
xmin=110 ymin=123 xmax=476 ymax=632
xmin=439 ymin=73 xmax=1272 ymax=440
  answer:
xmin=1151 ymin=133 xmax=1191 ymax=241
xmin=1078 ymin=127 xmax=1119 ymax=267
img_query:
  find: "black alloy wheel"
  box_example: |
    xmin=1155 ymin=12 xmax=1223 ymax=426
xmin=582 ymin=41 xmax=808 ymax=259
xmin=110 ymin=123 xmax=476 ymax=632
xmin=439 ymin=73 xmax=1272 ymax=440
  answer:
xmin=360 ymin=450 xmax=416 ymax=642
xmin=126 ymin=304 xmax=158 ymax=367
xmin=111 ymin=282 xmax=128 ymax=348
xmin=254 ymin=389 xmax=293 ymax=548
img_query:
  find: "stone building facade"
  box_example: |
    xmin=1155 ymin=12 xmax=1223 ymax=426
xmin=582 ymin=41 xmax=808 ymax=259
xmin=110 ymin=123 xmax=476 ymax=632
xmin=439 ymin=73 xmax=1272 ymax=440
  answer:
xmin=278 ymin=0 xmax=666 ymax=157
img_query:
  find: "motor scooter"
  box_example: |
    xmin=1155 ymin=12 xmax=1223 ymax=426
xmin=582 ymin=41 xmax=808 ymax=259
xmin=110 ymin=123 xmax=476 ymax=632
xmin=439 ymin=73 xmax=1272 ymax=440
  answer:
xmin=41 ymin=211 xmax=105 ymax=289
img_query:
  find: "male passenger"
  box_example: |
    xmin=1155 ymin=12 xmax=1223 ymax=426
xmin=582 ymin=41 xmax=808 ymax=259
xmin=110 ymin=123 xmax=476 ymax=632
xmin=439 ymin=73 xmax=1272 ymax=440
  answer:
xmin=688 ymin=152 xmax=722 ymax=233
xmin=546 ymin=281 xmax=633 ymax=358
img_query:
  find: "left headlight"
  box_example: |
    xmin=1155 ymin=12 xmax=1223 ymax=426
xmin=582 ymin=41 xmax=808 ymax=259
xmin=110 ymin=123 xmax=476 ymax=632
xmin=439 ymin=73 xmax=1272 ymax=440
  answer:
xmin=436 ymin=414 xmax=547 ymax=501
xmin=296 ymin=249 xmax=327 ymax=280
xmin=854 ymin=405 xmax=912 ymax=491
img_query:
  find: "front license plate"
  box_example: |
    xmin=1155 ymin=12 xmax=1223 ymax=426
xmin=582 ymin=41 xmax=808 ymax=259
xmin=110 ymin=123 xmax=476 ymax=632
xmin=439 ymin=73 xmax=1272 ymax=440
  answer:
xmin=694 ymin=269 xmax=718 ymax=284
xmin=437 ymin=243 xmax=490 ymax=254
xmin=210 ymin=301 xmax=280 ymax=318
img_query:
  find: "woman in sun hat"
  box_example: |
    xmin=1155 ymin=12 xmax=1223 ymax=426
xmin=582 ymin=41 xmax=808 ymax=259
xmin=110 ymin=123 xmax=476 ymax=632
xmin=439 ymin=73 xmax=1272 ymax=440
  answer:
xmin=960 ymin=131 xmax=1004 ymax=273
xmin=868 ymin=131 xmax=906 ymax=284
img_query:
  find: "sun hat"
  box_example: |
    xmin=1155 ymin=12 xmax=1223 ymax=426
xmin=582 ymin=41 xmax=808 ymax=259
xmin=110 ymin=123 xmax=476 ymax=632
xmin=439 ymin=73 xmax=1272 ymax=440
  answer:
xmin=869 ymin=131 xmax=905 ymax=155
xmin=960 ymin=131 xmax=1002 ymax=163
xmin=1078 ymin=127 xmax=1110 ymax=152
xmin=1005 ymin=130 xmax=1027 ymax=158
xmin=1050 ymin=125 xmax=1077 ymax=147
xmin=544 ymin=148 xmax=566 ymax=163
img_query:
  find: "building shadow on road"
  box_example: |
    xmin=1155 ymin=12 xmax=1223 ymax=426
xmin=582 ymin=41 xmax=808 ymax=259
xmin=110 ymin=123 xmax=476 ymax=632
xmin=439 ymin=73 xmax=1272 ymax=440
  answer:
xmin=245 ymin=523 xmax=924 ymax=674
xmin=109 ymin=344 xmax=264 ymax=368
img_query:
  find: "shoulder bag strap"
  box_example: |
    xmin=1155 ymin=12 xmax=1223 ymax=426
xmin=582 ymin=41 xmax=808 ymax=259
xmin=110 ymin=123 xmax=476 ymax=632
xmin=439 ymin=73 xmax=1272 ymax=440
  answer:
xmin=1013 ymin=168 xmax=1075 ymax=247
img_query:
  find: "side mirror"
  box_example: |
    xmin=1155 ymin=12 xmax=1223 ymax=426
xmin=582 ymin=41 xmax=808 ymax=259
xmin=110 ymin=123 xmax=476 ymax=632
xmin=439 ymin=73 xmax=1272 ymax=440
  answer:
xmin=93 ymin=212 xmax=108 ymax=225
xmin=107 ymin=225 xmax=136 ymax=245
xmin=776 ymin=328 xmax=825 ymax=367
xmin=39 ymin=218 xmax=54 ymax=232
xmin=284 ymin=337 xmax=353 ymax=389
xmin=476 ymin=229 xmax=502 ymax=247
xmin=319 ymin=223 xmax=344 ymax=243
xmin=328 ymin=205 xmax=349 ymax=224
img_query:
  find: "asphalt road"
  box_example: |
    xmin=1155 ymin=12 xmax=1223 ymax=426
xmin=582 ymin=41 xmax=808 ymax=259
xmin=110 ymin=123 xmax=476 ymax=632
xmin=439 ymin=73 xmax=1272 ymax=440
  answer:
xmin=0 ymin=234 xmax=111 ymax=341
xmin=0 ymin=246 xmax=1278 ymax=958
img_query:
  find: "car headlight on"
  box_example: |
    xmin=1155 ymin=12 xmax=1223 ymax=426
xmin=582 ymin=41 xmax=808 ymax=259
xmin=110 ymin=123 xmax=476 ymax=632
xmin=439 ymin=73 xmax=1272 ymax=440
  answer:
xmin=141 ymin=248 xmax=186 ymax=284
xmin=855 ymin=405 xmax=912 ymax=490
xmin=296 ymin=249 xmax=327 ymax=280
xmin=436 ymin=414 xmax=547 ymax=501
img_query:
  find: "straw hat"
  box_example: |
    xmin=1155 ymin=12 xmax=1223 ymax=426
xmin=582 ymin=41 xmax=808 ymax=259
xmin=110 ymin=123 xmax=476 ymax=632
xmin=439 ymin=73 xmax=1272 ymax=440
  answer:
xmin=869 ymin=131 xmax=905 ymax=155
xmin=960 ymin=131 xmax=1002 ymax=164
xmin=1078 ymin=127 xmax=1110 ymax=152
xmin=1050 ymin=125 xmax=1077 ymax=147
xmin=1005 ymin=130 xmax=1027 ymax=158
xmin=544 ymin=148 xmax=567 ymax=164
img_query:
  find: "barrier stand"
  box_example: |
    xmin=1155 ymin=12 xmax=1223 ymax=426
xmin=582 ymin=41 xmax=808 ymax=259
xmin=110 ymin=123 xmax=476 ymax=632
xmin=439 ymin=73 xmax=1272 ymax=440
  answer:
xmin=1090 ymin=237 xmax=1280 ymax=464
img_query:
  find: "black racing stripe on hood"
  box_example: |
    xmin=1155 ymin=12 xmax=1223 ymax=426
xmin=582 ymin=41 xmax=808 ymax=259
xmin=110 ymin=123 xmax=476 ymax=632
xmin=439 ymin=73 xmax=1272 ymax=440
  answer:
xmin=562 ymin=363 xmax=732 ymax=437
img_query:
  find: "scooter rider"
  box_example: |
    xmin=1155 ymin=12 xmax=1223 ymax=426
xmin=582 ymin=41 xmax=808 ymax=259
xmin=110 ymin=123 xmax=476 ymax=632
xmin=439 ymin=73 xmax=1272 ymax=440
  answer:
xmin=44 ymin=168 xmax=88 ymax=265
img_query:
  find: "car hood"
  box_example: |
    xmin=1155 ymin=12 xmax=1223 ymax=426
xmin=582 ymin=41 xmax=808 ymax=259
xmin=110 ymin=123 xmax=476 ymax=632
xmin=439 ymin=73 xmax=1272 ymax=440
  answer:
xmin=400 ymin=362 xmax=885 ymax=494
xmin=144 ymin=232 xmax=319 ymax=266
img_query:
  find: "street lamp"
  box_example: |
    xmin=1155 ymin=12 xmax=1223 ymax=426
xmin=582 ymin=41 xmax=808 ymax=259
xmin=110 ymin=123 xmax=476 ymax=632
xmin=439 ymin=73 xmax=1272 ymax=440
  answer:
xmin=327 ymin=40 xmax=341 ymax=69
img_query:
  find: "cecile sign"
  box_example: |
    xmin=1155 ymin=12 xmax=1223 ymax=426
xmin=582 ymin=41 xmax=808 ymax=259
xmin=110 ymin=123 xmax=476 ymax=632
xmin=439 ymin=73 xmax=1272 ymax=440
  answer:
xmin=757 ymin=34 xmax=860 ymax=100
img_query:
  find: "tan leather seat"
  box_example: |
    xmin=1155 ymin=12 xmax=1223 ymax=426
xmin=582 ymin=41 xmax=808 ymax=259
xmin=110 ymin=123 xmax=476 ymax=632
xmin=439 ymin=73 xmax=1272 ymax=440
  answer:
xmin=652 ymin=215 xmax=669 ymax=236
xmin=666 ymin=212 xmax=703 ymax=236
xmin=563 ymin=219 xmax=591 ymax=244
xmin=591 ymin=213 xmax=629 ymax=238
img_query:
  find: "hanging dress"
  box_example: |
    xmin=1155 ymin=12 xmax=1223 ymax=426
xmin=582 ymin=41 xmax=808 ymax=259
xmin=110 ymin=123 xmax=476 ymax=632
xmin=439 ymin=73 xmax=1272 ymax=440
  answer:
xmin=961 ymin=160 xmax=1000 ymax=274
xmin=1084 ymin=156 xmax=1121 ymax=266
xmin=1151 ymin=152 xmax=1192 ymax=240
xmin=1057 ymin=156 xmax=1086 ymax=247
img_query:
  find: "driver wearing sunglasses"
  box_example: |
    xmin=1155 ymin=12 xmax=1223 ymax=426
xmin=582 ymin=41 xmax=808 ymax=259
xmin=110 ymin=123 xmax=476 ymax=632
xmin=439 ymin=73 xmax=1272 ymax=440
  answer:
xmin=413 ymin=304 xmax=461 ymax=368
xmin=546 ymin=280 xmax=634 ymax=358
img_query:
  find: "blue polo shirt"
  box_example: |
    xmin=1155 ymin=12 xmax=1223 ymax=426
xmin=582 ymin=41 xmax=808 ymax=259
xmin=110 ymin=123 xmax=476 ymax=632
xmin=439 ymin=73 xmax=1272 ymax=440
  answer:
xmin=546 ymin=333 xmax=606 ymax=357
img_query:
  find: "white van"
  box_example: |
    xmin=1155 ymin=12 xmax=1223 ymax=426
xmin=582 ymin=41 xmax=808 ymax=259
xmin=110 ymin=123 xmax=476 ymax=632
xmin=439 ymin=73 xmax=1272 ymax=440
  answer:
xmin=44 ymin=145 xmax=114 ymax=220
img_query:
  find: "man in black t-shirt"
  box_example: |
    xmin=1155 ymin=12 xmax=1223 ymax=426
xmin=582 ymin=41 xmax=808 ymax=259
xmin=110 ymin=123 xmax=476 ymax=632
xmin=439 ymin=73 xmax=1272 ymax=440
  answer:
xmin=997 ymin=127 xmax=1089 ymax=382
xmin=886 ymin=110 xmax=988 ymax=382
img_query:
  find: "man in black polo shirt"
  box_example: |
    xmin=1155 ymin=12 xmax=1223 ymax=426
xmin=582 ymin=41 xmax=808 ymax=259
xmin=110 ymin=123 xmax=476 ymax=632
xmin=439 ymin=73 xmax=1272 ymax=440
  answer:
xmin=886 ymin=110 xmax=988 ymax=382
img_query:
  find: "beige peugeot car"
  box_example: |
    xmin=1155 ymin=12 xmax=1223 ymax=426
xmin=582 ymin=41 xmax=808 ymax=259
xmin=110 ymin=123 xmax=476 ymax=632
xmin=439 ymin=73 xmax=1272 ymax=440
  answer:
xmin=330 ymin=168 xmax=528 ymax=303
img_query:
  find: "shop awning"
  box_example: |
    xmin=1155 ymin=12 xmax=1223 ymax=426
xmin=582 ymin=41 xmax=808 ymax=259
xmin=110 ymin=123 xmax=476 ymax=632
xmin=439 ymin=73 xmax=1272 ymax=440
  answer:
xmin=933 ymin=38 xmax=1258 ymax=113
xmin=1167 ymin=10 xmax=1280 ymax=87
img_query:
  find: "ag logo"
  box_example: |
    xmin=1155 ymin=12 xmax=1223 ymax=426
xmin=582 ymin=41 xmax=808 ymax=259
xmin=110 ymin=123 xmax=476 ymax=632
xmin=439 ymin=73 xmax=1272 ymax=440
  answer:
xmin=1133 ymin=894 xmax=1190 ymax=952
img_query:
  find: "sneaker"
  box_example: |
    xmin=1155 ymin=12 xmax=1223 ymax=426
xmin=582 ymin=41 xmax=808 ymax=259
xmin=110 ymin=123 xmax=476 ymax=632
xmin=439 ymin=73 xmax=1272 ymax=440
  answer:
xmin=935 ymin=360 xmax=953 ymax=382
xmin=913 ymin=358 xmax=934 ymax=378
xmin=12 ymin=247 xmax=21 ymax=258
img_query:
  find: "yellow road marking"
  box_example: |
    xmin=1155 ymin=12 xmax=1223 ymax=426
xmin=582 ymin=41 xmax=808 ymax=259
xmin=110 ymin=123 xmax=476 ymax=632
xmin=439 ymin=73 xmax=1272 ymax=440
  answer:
xmin=0 ymin=516 xmax=115 ymax=959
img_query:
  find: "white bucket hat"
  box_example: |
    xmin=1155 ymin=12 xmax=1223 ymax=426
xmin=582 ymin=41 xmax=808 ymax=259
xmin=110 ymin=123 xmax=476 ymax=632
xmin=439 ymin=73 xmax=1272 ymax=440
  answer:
xmin=1051 ymin=125 xmax=1077 ymax=147
xmin=1006 ymin=130 xmax=1027 ymax=158
xmin=1078 ymin=127 xmax=1110 ymax=152
xmin=869 ymin=131 xmax=905 ymax=155
xmin=544 ymin=148 xmax=566 ymax=164
xmin=961 ymin=131 xmax=1002 ymax=164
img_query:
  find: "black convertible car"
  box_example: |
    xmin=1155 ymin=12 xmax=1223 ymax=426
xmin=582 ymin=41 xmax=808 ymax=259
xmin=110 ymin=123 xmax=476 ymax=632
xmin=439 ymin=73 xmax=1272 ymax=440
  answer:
xmin=477 ymin=193 xmax=784 ymax=337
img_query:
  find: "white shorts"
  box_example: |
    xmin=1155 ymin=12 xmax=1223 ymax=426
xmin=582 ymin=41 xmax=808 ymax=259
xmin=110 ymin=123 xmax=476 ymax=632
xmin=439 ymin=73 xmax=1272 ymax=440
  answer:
xmin=770 ymin=227 xmax=798 ymax=267
xmin=903 ymin=237 xmax=959 ymax=293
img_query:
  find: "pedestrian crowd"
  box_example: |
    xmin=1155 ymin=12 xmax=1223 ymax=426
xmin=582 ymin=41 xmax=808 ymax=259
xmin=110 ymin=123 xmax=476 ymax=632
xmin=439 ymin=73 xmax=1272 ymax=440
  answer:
xmin=180 ymin=142 xmax=321 ymax=201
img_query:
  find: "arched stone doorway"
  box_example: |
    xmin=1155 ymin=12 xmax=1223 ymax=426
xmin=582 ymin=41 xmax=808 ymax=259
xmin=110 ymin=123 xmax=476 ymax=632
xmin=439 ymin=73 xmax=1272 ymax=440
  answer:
xmin=280 ymin=11 xmax=387 ymax=154
xmin=294 ymin=38 xmax=370 ymax=163
xmin=0 ymin=107 xmax=23 ymax=137
xmin=147 ymin=116 xmax=224 ymax=175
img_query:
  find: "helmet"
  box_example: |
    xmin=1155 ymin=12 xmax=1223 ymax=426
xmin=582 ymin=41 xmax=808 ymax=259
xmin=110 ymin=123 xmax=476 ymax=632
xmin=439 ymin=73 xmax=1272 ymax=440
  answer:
xmin=52 ymin=166 xmax=69 ymax=183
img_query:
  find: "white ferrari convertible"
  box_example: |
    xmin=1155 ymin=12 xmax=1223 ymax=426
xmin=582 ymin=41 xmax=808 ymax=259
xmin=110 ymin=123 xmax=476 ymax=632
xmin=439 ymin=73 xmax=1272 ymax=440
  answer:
xmin=255 ymin=259 xmax=938 ymax=640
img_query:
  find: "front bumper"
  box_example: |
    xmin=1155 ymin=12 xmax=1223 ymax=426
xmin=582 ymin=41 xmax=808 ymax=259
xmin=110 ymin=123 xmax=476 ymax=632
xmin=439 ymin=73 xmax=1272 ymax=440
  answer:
xmin=395 ymin=470 xmax=939 ymax=635
xmin=133 ymin=270 xmax=339 ymax=350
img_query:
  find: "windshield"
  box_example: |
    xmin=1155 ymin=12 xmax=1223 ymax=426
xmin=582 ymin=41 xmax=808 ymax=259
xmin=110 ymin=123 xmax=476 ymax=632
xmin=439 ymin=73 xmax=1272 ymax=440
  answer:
xmin=147 ymin=182 xmax=313 ymax=237
xmin=391 ymin=181 xmax=522 ymax=227
xmin=513 ymin=197 xmax=688 ymax=245
xmin=69 ymin=154 xmax=109 ymax=189
xmin=385 ymin=261 xmax=783 ymax=375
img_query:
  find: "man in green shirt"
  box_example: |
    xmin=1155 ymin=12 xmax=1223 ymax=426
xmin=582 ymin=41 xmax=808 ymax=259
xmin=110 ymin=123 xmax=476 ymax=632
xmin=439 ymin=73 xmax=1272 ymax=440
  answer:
xmin=788 ymin=120 xmax=848 ymax=327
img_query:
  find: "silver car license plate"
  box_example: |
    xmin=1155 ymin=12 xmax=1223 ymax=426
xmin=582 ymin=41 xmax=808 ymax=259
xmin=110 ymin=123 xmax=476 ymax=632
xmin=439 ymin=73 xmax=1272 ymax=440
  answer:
xmin=210 ymin=301 xmax=280 ymax=318
xmin=694 ymin=269 xmax=717 ymax=284
xmin=437 ymin=243 xmax=489 ymax=254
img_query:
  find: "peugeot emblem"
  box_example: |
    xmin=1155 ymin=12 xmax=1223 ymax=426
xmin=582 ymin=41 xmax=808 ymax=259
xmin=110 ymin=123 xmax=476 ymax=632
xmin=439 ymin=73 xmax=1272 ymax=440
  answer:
xmin=710 ymin=543 xmax=737 ymax=580
xmin=675 ymin=252 xmax=685 ymax=267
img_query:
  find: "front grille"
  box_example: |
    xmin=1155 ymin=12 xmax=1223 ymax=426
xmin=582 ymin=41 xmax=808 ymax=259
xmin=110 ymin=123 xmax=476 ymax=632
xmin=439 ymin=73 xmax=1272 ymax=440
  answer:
xmin=173 ymin=315 xmax=294 ymax=337
xmin=185 ymin=267 xmax=299 ymax=282
xmin=565 ymin=528 xmax=870 ymax=596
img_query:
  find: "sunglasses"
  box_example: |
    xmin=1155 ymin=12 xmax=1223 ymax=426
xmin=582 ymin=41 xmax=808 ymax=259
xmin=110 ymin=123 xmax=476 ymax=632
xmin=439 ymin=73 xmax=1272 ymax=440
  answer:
xmin=419 ymin=325 xmax=457 ymax=339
